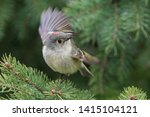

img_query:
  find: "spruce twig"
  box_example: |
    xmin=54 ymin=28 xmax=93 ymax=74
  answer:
xmin=118 ymin=86 xmax=147 ymax=100
xmin=0 ymin=54 xmax=94 ymax=100
xmin=0 ymin=55 xmax=47 ymax=97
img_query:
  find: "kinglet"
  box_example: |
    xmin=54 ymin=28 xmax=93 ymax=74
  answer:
xmin=39 ymin=8 xmax=99 ymax=77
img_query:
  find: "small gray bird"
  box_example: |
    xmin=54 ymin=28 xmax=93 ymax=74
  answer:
xmin=39 ymin=8 xmax=99 ymax=77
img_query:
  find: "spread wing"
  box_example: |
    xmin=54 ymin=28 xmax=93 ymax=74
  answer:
xmin=39 ymin=8 xmax=73 ymax=41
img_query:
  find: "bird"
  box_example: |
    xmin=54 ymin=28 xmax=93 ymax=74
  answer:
xmin=38 ymin=7 xmax=99 ymax=77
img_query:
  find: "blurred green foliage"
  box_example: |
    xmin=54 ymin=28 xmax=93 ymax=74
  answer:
xmin=0 ymin=0 xmax=150 ymax=99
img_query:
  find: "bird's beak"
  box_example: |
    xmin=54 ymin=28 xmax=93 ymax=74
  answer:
xmin=64 ymin=33 xmax=73 ymax=41
xmin=64 ymin=37 xmax=72 ymax=42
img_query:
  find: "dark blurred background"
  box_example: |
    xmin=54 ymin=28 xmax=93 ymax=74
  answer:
xmin=0 ymin=0 xmax=150 ymax=99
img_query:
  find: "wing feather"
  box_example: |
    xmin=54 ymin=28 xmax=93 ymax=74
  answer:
xmin=71 ymin=49 xmax=100 ymax=65
xmin=39 ymin=7 xmax=73 ymax=41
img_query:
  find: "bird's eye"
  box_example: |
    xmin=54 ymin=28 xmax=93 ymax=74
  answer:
xmin=57 ymin=39 xmax=63 ymax=44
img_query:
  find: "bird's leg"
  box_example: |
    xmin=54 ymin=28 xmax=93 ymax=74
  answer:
xmin=59 ymin=74 xmax=67 ymax=83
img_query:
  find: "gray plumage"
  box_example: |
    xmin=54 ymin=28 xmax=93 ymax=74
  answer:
xmin=39 ymin=7 xmax=99 ymax=77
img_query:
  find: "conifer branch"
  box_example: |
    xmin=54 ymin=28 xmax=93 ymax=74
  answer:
xmin=0 ymin=55 xmax=47 ymax=97
xmin=0 ymin=54 xmax=94 ymax=100
xmin=118 ymin=86 xmax=147 ymax=100
xmin=113 ymin=2 xmax=119 ymax=44
xmin=99 ymin=55 xmax=107 ymax=94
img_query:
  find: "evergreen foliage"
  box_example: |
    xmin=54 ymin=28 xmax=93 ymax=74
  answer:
xmin=0 ymin=0 xmax=149 ymax=99
xmin=65 ymin=0 xmax=150 ymax=97
xmin=118 ymin=86 xmax=147 ymax=100
xmin=0 ymin=0 xmax=14 ymax=40
xmin=0 ymin=54 xmax=94 ymax=100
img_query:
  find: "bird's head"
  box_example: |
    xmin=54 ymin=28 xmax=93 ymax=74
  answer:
xmin=39 ymin=8 xmax=73 ymax=50
xmin=42 ymin=31 xmax=73 ymax=50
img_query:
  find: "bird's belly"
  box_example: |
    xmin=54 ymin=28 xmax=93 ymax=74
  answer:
xmin=43 ymin=47 xmax=80 ymax=75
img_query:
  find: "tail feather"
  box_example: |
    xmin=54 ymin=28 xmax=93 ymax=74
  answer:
xmin=79 ymin=63 xmax=94 ymax=77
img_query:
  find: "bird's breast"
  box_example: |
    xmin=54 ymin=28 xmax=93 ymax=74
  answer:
xmin=42 ymin=46 xmax=81 ymax=75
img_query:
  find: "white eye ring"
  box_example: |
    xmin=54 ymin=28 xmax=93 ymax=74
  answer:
xmin=56 ymin=39 xmax=63 ymax=44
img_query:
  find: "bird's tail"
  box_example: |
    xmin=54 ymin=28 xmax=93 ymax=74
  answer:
xmin=79 ymin=63 xmax=94 ymax=77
